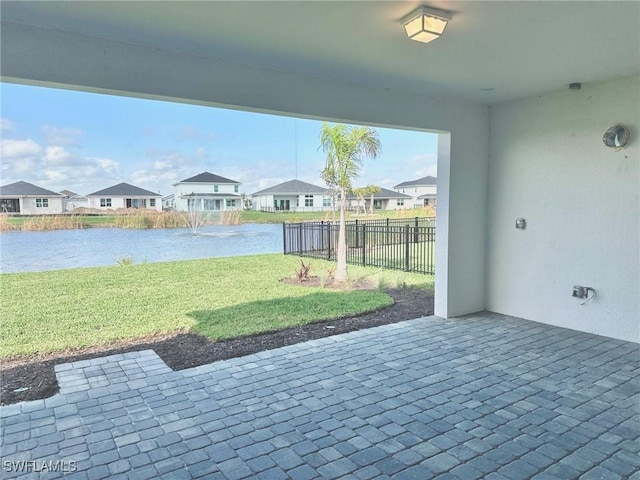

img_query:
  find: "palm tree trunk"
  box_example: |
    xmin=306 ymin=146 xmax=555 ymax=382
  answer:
xmin=335 ymin=187 xmax=348 ymax=283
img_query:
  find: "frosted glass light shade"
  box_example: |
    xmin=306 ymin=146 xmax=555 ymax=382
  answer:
xmin=402 ymin=6 xmax=451 ymax=44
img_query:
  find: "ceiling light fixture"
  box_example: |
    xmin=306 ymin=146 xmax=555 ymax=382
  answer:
xmin=401 ymin=6 xmax=451 ymax=44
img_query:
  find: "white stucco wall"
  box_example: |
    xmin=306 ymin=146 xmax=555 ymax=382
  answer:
xmin=87 ymin=196 xmax=162 ymax=211
xmin=19 ymin=197 xmax=64 ymax=215
xmin=486 ymin=75 xmax=639 ymax=342
xmin=174 ymin=182 xmax=240 ymax=211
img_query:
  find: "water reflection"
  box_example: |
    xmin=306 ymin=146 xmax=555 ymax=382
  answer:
xmin=0 ymin=223 xmax=282 ymax=273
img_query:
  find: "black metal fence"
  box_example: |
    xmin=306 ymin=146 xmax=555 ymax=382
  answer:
xmin=283 ymin=217 xmax=435 ymax=274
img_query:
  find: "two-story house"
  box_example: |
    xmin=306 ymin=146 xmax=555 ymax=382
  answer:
xmin=393 ymin=175 xmax=437 ymax=208
xmin=173 ymin=172 xmax=242 ymax=212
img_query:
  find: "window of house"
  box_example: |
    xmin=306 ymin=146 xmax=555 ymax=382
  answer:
xmin=35 ymin=198 xmax=48 ymax=208
xmin=214 ymin=185 xmax=219 ymax=192
xmin=424 ymin=198 xmax=430 ymax=206
xmin=397 ymin=199 xmax=404 ymax=206
xmin=100 ymin=198 xmax=112 ymax=207
xmin=226 ymin=199 xmax=236 ymax=207
xmin=373 ymin=199 xmax=383 ymax=210
xmin=323 ymin=197 xmax=331 ymax=207
xmin=150 ymin=199 xmax=156 ymax=207
xmin=305 ymin=195 xmax=314 ymax=207
xmin=234 ymin=185 xmax=239 ymax=193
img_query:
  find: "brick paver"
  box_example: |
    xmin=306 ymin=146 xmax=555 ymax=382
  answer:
xmin=1 ymin=313 xmax=638 ymax=479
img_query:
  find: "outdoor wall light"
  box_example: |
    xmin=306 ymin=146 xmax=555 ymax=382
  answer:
xmin=401 ymin=6 xmax=451 ymax=44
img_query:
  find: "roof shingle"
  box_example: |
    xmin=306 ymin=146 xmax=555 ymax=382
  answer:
xmin=252 ymin=179 xmax=327 ymax=196
xmin=87 ymin=182 xmax=161 ymax=197
xmin=178 ymin=172 xmax=240 ymax=184
xmin=393 ymin=176 xmax=437 ymax=188
xmin=0 ymin=181 xmax=64 ymax=197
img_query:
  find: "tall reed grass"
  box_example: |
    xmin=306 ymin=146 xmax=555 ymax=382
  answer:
xmin=113 ymin=210 xmax=187 ymax=229
xmin=397 ymin=206 xmax=436 ymax=218
xmin=219 ymin=210 xmax=242 ymax=225
xmin=0 ymin=214 xmax=87 ymax=231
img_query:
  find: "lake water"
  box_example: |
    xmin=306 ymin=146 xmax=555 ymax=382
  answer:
xmin=0 ymin=223 xmax=283 ymax=273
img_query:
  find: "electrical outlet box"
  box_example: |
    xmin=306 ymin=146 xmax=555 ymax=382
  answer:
xmin=572 ymin=285 xmax=588 ymax=299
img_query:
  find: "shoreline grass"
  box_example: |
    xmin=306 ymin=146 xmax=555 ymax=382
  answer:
xmin=0 ymin=254 xmax=433 ymax=359
xmin=1 ymin=207 xmax=435 ymax=231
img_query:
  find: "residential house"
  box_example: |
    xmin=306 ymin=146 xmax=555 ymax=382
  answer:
xmin=59 ymin=189 xmax=88 ymax=211
xmin=348 ymin=187 xmax=411 ymax=211
xmin=393 ymin=176 xmax=437 ymax=209
xmin=251 ymin=179 xmax=330 ymax=212
xmin=162 ymin=194 xmax=175 ymax=211
xmin=0 ymin=181 xmax=65 ymax=214
xmin=173 ymin=172 xmax=241 ymax=212
xmin=4 ymin=2 xmax=637 ymax=345
xmin=86 ymin=182 xmax=162 ymax=211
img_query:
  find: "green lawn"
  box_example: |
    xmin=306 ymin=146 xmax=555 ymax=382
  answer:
xmin=242 ymin=208 xmax=433 ymax=224
xmin=0 ymin=254 xmax=433 ymax=358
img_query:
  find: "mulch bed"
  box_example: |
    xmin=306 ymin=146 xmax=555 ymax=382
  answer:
xmin=0 ymin=287 xmax=433 ymax=406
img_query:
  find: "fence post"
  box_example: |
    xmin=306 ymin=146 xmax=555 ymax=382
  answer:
xmin=361 ymin=224 xmax=366 ymax=266
xmin=327 ymin=222 xmax=332 ymax=260
xmin=282 ymin=222 xmax=287 ymax=254
xmin=298 ymin=222 xmax=303 ymax=254
xmin=320 ymin=221 xmax=324 ymax=252
xmin=355 ymin=219 xmax=359 ymax=248
xmin=414 ymin=217 xmax=419 ymax=243
xmin=404 ymin=224 xmax=410 ymax=272
xmin=385 ymin=217 xmax=389 ymax=245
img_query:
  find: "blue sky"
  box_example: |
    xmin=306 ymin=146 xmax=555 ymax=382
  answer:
xmin=0 ymin=83 xmax=437 ymax=196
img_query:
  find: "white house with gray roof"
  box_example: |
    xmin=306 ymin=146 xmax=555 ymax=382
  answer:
xmin=86 ymin=182 xmax=162 ymax=211
xmin=251 ymin=179 xmax=330 ymax=212
xmin=348 ymin=187 xmax=412 ymax=211
xmin=393 ymin=176 xmax=437 ymax=209
xmin=173 ymin=172 xmax=242 ymax=212
xmin=0 ymin=181 xmax=66 ymax=215
xmin=59 ymin=189 xmax=88 ymax=211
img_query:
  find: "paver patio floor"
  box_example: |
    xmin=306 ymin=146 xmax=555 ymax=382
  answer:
xmin=1 ymin=313 xmax=639 ymax=479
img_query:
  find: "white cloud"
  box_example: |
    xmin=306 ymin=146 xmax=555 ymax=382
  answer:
xmin=44 ymin=145 xmax=71 ymax=165
xmin=1 ymin=119 xmax=14 ymax=132
xmin=132 ymin=147 xmax=213 ymax=192
xmin=95 ymin=158 xmax=119 ymax=173
xmin=1 ymin=138 xmax=42 ymax=158
xmin=40 ymin=125 xmax=83 ymax=146
xmin=0 ymin=136 xmax=120 ymax=192
xmin=414 ymin=163 xmax=438 ymax=178
xmin=401 ymin=153 xmax=438 ymax=179
xmin=177 ymin=125 xmax=217 ymax=142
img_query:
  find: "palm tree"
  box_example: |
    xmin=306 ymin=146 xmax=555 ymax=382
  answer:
xmin=320 ymin=123 xmax=381 ymax=283
xmin=365 ymin=184 xmax=381 ymax=214
xmin=352 ymin=187 xmax=368 ymax=215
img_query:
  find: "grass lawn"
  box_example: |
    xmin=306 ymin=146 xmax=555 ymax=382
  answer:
xmin=0 ymin=254 xmax=433 ymax=359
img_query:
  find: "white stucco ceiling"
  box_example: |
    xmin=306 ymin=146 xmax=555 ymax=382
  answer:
xmin=1 ymin=1 xmax=639 ymax=108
